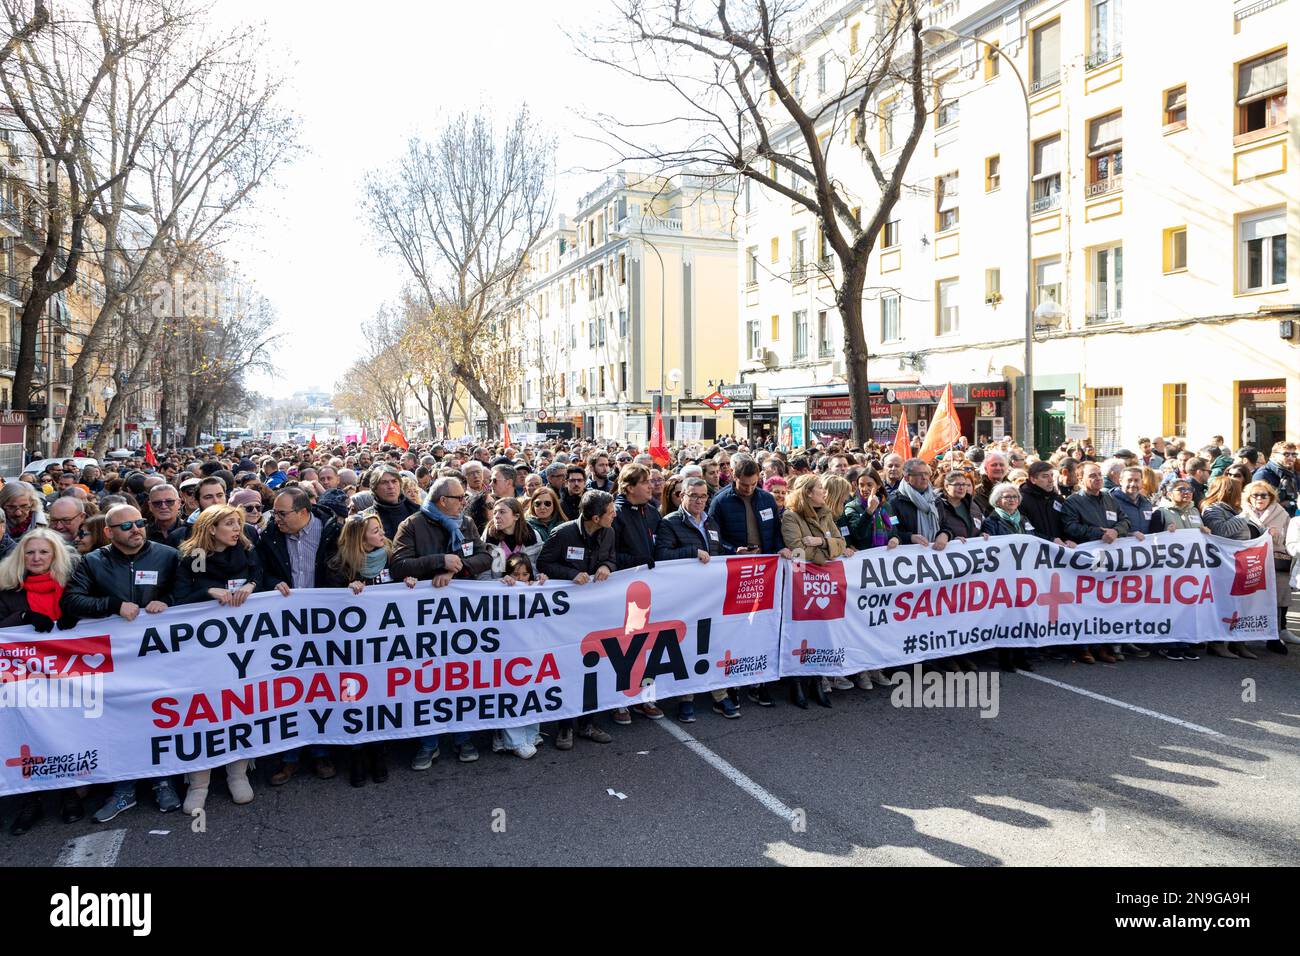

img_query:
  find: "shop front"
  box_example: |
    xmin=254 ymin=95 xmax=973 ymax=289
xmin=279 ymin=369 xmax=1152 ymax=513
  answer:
xmin=886 ymin=381 xmax=1010 ymax=445
xmin=1238 ymin=379 xmax=1287 ymax=451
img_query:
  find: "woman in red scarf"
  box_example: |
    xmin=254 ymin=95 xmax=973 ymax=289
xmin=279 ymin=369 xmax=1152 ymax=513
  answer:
xmin=0 ymin=527 xmax=81 ymax=835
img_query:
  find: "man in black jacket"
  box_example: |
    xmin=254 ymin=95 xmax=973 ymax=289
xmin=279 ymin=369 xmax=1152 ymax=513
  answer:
xmin=367 ymin=464 xmax=420 ymax=539
xmin=145 ymin=483 xmax=184 ymax=544
xmin=560 ymin=465 xmax=586 ymax=521
xmin=537 ymin=489 xmax=618 ymax=749
xmin=257 ymin=487 xmax=342 ymax=784
xmin=62 ymin=504 xmax=182 ymax=822
xmin=1018 ymin=461 xmax=1075 ymax=545
xmin=610 ymin=465 xmax=662 ymax=722
xmin=1061 ymin=462 xmax=1133 ymax=664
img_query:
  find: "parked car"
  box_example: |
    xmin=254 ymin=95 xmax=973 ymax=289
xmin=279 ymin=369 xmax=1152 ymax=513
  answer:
xmin=3 ymin=457 xmax=99 ymax=481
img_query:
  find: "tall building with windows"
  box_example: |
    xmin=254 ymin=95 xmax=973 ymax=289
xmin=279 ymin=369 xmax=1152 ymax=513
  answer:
xmin=737 ymin=0 xmax=1299 ymax=453
xmin=499 ymin=171 xmax=739 ymax=443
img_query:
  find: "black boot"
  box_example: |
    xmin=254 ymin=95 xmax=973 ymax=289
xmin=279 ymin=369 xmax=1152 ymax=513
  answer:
xmin=997 ymin=649 xmax=1015 ymax=672
xmin=1014 ymin=649 xmax=1033 ymax=672
xmin=9 ymin=795 xmax=43 ymax=836
xmin=60 ymin=790 xmax=84 ymax=824
xmin=787 ymin=677 xmax=807 ymax=709
xmin=349 ymin=747 xmax=367 ymax=788
xmin=1267 ymin=639 xmax=1288 ymax=655
xmin=809 ymin=676 xmax=831 ymax=708
xmin=369 ymin=744 xmax=388 ymax=784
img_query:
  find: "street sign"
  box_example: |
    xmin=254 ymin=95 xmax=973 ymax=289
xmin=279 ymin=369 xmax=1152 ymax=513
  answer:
xmin=702 ymin=390 xmax=729 ymax=411
xmin=719 ymin=383 xmax=755 ymax=402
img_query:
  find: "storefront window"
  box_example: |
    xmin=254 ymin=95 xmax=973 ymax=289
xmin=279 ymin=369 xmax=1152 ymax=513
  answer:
xmin=1238 ymin=379 xmax=1286 ymax=451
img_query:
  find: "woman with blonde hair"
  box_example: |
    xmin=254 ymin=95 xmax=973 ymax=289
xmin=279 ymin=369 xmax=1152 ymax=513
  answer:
xmin=1201 ymin=476 xmax=1262 ymax=660
xmin=780 ymin=474 xmax=847 ymax=708
xmin=0 ymin=528 xmax=83 ymax=834
xmin=174 ymin=505 xmax=265 ymax=813
xmin=1241 ymin=480 xmax=1292 ymax=655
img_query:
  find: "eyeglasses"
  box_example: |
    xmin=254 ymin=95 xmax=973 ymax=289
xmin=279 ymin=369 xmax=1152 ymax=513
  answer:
xmin=534 ymin=500 xmax=553 ymax=508
xmin=686 ymin=494 xmax=709 ymax=501
xmin=75 ymin=529 xmax=90 ymax=540
xmin=242 ymin=504 xmax=263 ymax=513
xmin=152 ymin=499 xmax=179 ymax=508
xmin=272 ymin=509 xmax=302 ymax=519
xmin=1249 ymin=493 xmax=1272 ymax=499
xmin=439 ymin=494 xmax=466 ymax=501
xmin=111 ymin=519 xmax=149 ymax=531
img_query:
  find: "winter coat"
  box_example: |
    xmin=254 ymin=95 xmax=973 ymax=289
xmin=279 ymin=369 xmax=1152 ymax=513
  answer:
xmin=174 ymin=544 xmax=266 ymax=605
xmin=62 ymin=540 xmax=180 ymax=619
xmin=1018 ymin=482 xmax=1068 ymax=542
xmin=536 ymin=519 xmax=617 ymax=580
xmin=654 ymin=508 xmax=727 ymax=561
xmin=780 ymin=507 xmax=846 ymax=565
xmin=257 ymin=505 xmax=343 ymax=590
xmin=1061 ymin=490 xmax=1131 ymax=542
xmin=389 ymin=509 xmax=490 ymax=582
xmin=612 ymin=494 xmax=662 ymax=571
xmin=707 ymin=484 xmax=783 ymax=553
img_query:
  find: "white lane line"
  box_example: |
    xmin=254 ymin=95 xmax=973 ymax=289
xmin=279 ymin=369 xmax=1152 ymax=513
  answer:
xmin=1016 ymin=670 xmax=1222 ymax=736
xmin=655 ymin=718 xmax=801 ymax=824
xmin=55 ymin=828 xmax=127 ymax=867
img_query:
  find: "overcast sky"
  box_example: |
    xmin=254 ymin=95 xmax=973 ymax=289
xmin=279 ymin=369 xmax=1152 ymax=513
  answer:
xmin=221 ymin=0 xmax=665 ymax=400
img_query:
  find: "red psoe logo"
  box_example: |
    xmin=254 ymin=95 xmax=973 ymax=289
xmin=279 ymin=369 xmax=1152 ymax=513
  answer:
xmin=0 ymin=634 xmax=113 ymax=682
xmin=791 ymin=562 xmax=847 ymax=621
xmin=1230 ymin=543 xmax=1269 ymax=596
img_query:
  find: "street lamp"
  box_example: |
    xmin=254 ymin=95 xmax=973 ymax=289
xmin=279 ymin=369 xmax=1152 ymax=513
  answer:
xmin=921 ymin=27 xmax=1035 ymax=453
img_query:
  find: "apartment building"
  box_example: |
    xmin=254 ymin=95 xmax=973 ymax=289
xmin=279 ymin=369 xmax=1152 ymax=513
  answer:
xmin=499 ymin=170 xmax=739 ymax=443
xmin=738 ymin=0 xmax=1299 ymax=454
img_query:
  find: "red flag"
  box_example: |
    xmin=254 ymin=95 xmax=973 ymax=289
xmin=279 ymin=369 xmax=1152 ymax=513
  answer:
xmin=891 ymin=405 xmax=911 ymax=461
xmin=144 ymin=442 xmax=157 ymax=468
xmin=308 ymin=434 xmax=317 ymax=450
xmin=918 ymin=384 xmax=961 ymax=463
xmin=382 ymin=419 xmax=409 ymax=450
xmin=648 ymin=409 xmax=671 ymax=467
xmin=501 ymin=421 xmax=512 ymax=450
xmin=359 ymin=425 xmax=367 ymax=445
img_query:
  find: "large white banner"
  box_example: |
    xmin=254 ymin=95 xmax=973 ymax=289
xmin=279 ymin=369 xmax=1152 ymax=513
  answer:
xmin=781 ymin=531 xmax=1279 ymax=675
xmin=0 ymin=556 xmax=784 ymax=795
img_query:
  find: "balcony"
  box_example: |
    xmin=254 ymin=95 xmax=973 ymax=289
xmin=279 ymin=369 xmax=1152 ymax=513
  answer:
xmin=1086 ymin=309 xmax=1122 ymax=327
xmin=790 ymin=262 xmax=810 ymax=284
xmin=0 ymin=343 xmax=17 ymax=371
xmin=1086 ymin=175 xmax=1122 ymax=198
xmin=0 ymin=272 xmax=24 ymax=303
xmin=1029 ymin=71 xmax=1060 ymax=94
xmin=936 ymin=102 xmax=960 ymax=129
xmin=1236 ymin=0 xmax=1288 ymax=22
xmin=1032 ymin=191 xmax=1061 ymax=214
xmin=614 ymin=212 xmax=683 ymax=236
xmin=1085 ymin=42 xmax=1121 ymax=70
xmin=0 ymin=196 xmax=18 ymax=235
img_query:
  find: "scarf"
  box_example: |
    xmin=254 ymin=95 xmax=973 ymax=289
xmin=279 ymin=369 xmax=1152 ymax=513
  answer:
xmin=994 ymin=506 xmax=1022 ymax=530
xmin=23 ymin=572 xmax=62 ymax=621
xmin=897 ymin=480 xmax=940 ymax=540
xmin=362 ymin=548 xmax=388 ymax=580
xmin=857 ymin=496 xmax=892 ymax=549
xmin=420 ymin=496 xmax=464 ymax=551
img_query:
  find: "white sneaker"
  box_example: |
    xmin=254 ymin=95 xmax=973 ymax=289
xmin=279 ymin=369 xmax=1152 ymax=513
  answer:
xmin=533 ymin=733 xmax=544 ymax=747
xmin=491 ymin=732 xmax=507 ymax=754
xmin=1282 ymin=630 xmax=1300 ymax=646
xmin=831 ymin=676 xmax=855 ymax=691
xmin=819 ymin=677 xmax=832 ymax=693
xmin=513 ymin=742 xmax=537 ymax=759
xmin=853 ymin=673 xmax=874 ymax=690
xmin=867 ymin=669 xmax=889 ymax=684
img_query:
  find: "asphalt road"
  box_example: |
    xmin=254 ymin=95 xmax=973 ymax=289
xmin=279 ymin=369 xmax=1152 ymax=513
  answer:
xmin=4 ymin=632 xmax=1299 ymax=868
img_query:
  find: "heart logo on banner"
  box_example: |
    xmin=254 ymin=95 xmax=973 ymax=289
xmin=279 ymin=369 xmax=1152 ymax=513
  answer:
xmin=81 ymin=654 xmax=105 ymax=671
xmin=815 ymin=597 xmax=830 ymax=610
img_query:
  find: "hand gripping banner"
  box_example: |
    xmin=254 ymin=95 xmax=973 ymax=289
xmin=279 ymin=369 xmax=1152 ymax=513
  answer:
xmin=0 ymin=555 xmax=784 ymax=796
xmin=781 ymin=531 xmax=1278 ymax=675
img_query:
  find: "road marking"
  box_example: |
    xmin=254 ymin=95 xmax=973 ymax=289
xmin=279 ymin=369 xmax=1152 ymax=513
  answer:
xmin=55 ymin=828 xmax=127 ymax=867
xmin=655 ymin=718 xmax=801 ymax=824
xmin=1016 ymin=670 xmax=1222 ymax=736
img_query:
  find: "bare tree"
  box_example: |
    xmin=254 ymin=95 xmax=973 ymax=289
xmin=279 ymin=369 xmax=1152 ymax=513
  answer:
xmin=397 ymin=289 xmax=462 ymax=439
xmin=362 ymin=106 xmax=554 ymax=436
xmin=587 ymin=0 xmax=929 ymax=444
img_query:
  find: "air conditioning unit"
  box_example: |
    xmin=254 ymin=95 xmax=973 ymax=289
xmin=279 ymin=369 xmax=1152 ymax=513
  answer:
xmin=832 ymin=358 xmax=845 ymax=377
xmin=762 ymin=349 xmax=779 ymax=368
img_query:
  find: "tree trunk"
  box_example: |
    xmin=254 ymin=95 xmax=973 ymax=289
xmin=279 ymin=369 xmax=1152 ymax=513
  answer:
xmin=183 ymin=417 xmax=201 ymax=448
xmin=837 ymin=259 xmax=873 ymax=448
xmin=453 ymin=362 xmax=503 ymax=436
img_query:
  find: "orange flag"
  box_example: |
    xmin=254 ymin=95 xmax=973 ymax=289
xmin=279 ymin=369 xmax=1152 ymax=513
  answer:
xmin=382 ymin=419 xmax=409 ymax=450
xmin=648 ymin=409 xmax=671 ymax=467
xmin=501 ymin=421 xmax=512 ymax=450
xmin=917 ymin=384 xmax=961 ymax=463
xmin=308 ymin=434 xmax=317 ymax=450
xmin=891 ymin=405 xmax=911 ymax=461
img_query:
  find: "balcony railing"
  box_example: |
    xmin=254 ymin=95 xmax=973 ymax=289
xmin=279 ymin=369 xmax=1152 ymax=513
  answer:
xmin=1032 ymin=191 xmax=1061 ymax=214
xmin=1030 ymin=71 xmax=1060 ymax=94
xmin=1085 ymin=42 xmax=1121 ymax=70
xmin=1086 ymin=309 xmax=1122 ymax=326
xmin=790 ymin=262 xmax=810 ymax=284
xmin=1086 ymin=175 xmax=1123 ymax=198
xmin=0 ymin=272 xmax=23 ymax=302
xmin=936 ymin=102 xmax=960 ymax=128
xmin=0 ymin=343 xmax=18 ymax=370
xmin=1235 ymin=0 xmax=1287 ymax=21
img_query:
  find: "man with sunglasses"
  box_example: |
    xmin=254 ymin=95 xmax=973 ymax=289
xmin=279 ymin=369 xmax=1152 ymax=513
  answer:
xmin=146 ymin=484 xmax=185 ymax=543
xmin=1253 ymin=441 xmax=1299 ymax=516
xmin=62 ymin=504 xmax=182 ymax=822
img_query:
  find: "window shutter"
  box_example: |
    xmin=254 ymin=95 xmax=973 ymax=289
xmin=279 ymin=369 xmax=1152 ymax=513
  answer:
xmin=1034 ymin=135 xmax=1061 ymax=178
xmin=1238 ymin=50 xmax=1287 ymax=104
xmin=1242 ymin=210 xmax=1285 ymax=241
xmin=1165 ymin=86 xmax=1186 ymax=112
xmin=1088 ymin=110 xmax=1122 ymax=155
xmin=1034 ymin=20 xmax=1061 ymax=78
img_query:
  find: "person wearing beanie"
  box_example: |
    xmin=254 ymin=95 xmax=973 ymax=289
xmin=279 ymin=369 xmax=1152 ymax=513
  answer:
xmin=230 ymin=488 xmax=269 ymax=532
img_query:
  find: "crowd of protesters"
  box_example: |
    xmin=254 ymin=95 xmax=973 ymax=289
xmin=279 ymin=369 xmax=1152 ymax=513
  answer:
xmin=2 ymin=427 xmax=1298 ymax=837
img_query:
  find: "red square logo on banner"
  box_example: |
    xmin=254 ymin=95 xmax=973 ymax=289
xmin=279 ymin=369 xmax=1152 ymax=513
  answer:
xmin=1230 ymin=542 xmax=1269 ymax=596
xmin=791 ymin=562 xmax=847 ymax=621
xmin=723 ymin=556 xmax=778 ymax=615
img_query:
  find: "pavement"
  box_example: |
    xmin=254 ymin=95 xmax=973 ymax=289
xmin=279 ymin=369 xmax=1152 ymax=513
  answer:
xmin=4 ymin=632 xmax=1299 ymax=868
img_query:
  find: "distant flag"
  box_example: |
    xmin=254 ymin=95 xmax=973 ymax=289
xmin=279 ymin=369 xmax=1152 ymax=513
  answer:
xmin=648 ymin=409 xmax=671 ymax=467
xmin=892 ymin=405 xmax=911 ymax=461
xmin=143 ymin=442 xmax=157 ymax=467
xmin=501 ymin=421 xmax=512 ymax=450
xmin=918 ymin=384 xmax=961 ymax=463
xmin=382 ymin=419 xmax=409 ymax=450
xmin=308 ymin=434 xmax=317 ymax=450
xmin=359 ymin=425 xmax=367 ymax=445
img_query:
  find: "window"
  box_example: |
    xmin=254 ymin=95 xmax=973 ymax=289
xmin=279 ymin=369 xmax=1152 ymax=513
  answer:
xmin=1087 ymin=0 xmax=1122 ymax=69
xmin=1030 ymin=19 xmax=1061 ymax=92
xmin=817 ymin=310 xmax=833 ymax=357
xmin=1163 ymin=226 xmax=1187 ymax=273
xmin=747 ymin=319 xmax=761 ymax=359
xmin=771 ymin=314 xmax=780 ymax=341
xmin=746 ymin=246 xmax=759 ymax=286
xmin=1088 ymin=244 xmax=1123 ymax=324
xmin=881 ymin=295 xmax=901 ymax=342
xmin=619 ymin=253 xmax=627 ymax=284
xmin=1238 ymin=207 xmax=1286 ymax=292
xmin=1163 ymin=84 xmax=1187 ymax=129
xmin=1237 ymin=49 xmax=1287 ymax=137
xmin=744 ymin=176 xmax=753 ymax=212
xmin=816 ymin=225 xmax=831 ymax=267
xmin=985 ymin=155 xmax=1000 ymax=192
xmin=597 ymin=312 xmax=607 ymax=346
xmin=588 ymin=319 xmax=596 ymax=348
xmin=848 ymin=109 xmax=861 ymax=147
xmin=793 ymin=311 xmax=808 ymax=360
xmin=985 ymin=268 xmax=1001 ymax=303
xmin=1089 ymin=387 xmax=1124 ymax=455
xmin=882 ymin=218 xmax=900 ymax=249
xmin=1034 ymin=256 xmax=1063 ymax=311
xmin=1087 ymin=111 xmax=1122 ymax=196
xmin=792 ymin=64 xmax=804 ymax=101
xmin=936 ymin=73 xmax=959 ymax=128
xmin=936 ymin=278 xmax=959 ymax=335
xmin=850 ymin=23 xmax=859 ymax=54
xmin=1032 ymin=134 xmax=1061 ymax=211
xmin=935 ymin=172 xmax=959 ymax=232
xmin=984 ymin=42 xmax=1001 ymax=80
xmin=618 ymin=308 xmax=628 ymax=337
xmin=792 ymin=228 xmax=808 ymax=281
xmin=880 ymin=96 xmax=898 ymax=153
xmin=770 ymin=236 xmax=780 ymax=263
xmin=597 ymin=264 xmax=605 ymax=296
xmin=1163 ymin=383 xmax=1188 ymax=439
xmin=817 ymin=54 xmax=827 ymax=94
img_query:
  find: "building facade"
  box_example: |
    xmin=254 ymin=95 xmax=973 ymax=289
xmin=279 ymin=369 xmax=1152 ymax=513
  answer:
xmin=498 ymin=170 xmax=739 ymax=443
xmin=737 ymin=0 xmax=1299 ymax=454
